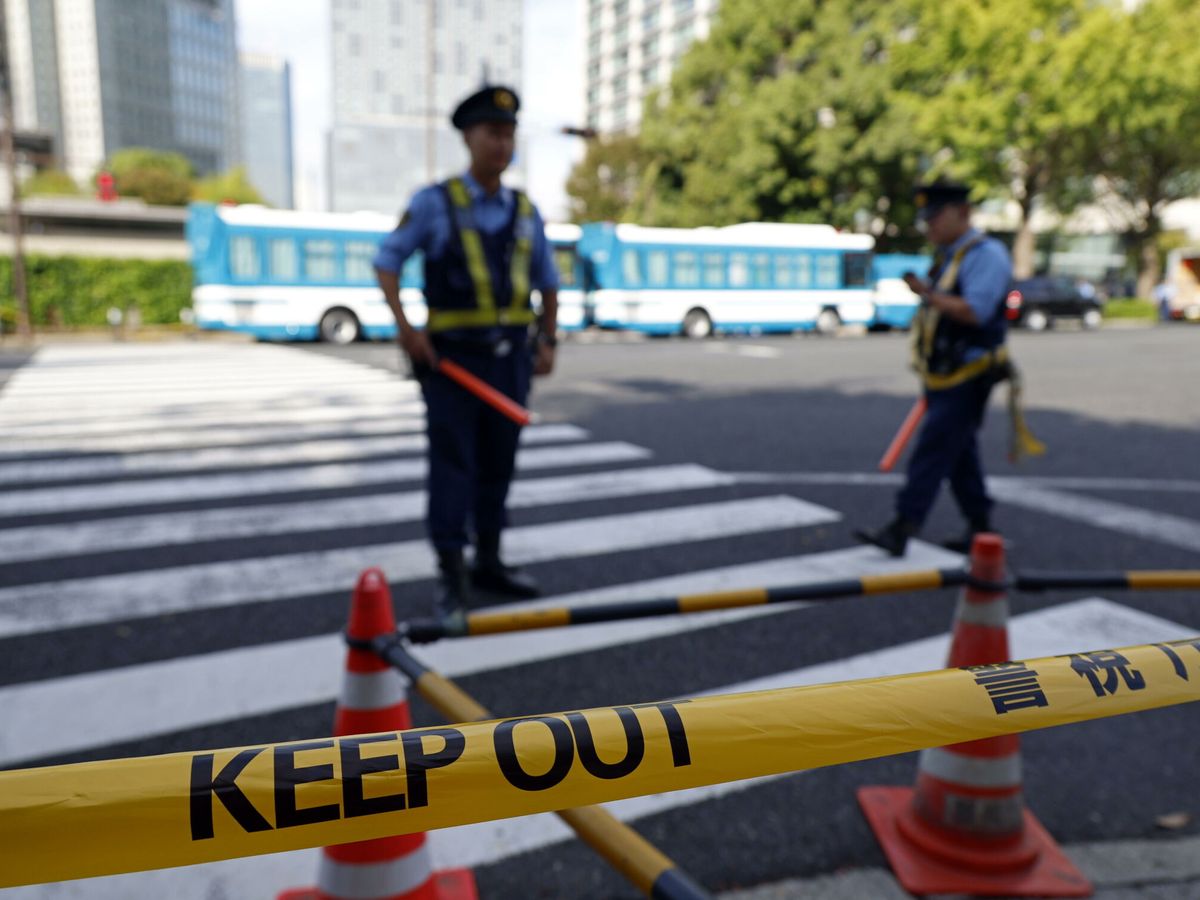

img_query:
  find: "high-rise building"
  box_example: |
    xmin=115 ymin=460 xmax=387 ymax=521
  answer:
xmin=2 ymin=0 xmax=239 ymax=184
xmin=584 ymin=0 xmax=718 ymax=134
xmin=327 ymin=0 xmax=523 ymax=214
xmin=239 ymin=52 xmax=294 ymax=208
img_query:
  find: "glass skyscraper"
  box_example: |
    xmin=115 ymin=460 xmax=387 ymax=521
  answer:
xmin=239 ymin=52 xmax=294 ymax=209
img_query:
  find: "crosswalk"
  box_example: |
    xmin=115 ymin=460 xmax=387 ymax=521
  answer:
xmin=0 ymin=341 xmax=1195 ymax=900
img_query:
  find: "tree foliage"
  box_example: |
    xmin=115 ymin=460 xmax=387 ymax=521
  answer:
xmin=565 ymin=134 xmax=651 ymax=223
xmin=102 ymin=148 xmax=195 ymax=206
xmin=193 ymin=166 xmax=267 ymax=206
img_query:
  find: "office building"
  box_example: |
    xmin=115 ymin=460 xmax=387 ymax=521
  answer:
xmin=239 ymin=52 xmax=294 ymax=208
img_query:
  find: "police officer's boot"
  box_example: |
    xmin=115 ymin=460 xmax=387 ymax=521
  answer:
xmin=942 ymin=515 xmax=993 ymax=554
xmin=471 ymin=530 xmax=541 ymax=599
xmin=853 ymin=517 xmax=918 ymax=558
xmin=435 ymin=549 xmax=472 ymax=618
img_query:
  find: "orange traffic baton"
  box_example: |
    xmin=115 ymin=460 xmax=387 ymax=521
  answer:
xmin=437 ymin=359 xmax=534 ymax=427
xmin=879 ymin=397 xmax=926 ymax=472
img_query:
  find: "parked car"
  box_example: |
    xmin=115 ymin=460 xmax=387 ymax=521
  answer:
xmin=1005 ymin=276 xmax=1103 ymax=331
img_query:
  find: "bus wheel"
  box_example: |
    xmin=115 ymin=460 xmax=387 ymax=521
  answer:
xmin=319 ymin=308 xmax=361 ymax=345
xmin=815 ymin=308 xmax=841 ymax=336
xmin=682 ymin=308 xmax=713 ymax=339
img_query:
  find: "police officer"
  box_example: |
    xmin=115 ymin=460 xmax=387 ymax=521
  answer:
xmin=373 ymin=85 xmax=559 ymax=615
xmin=856 ymin=181 xmax=1026 ymax=557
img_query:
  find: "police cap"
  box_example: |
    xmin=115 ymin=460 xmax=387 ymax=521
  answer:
xmin=451 ymin=85 xmax=521 ymax=130
xmin=913 ymin=181 xmax=971 ymax=220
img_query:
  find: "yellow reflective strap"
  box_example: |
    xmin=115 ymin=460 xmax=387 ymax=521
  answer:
xmin=910 ymin=236 xmax=986 ymax=377
xmin=508 ymin=191 xmax=534 ymax=319
xmin=446 ymin=178 xmax=497 ymax=316
xmin=426 ymin=307 xmax=500 ymax=332
xmin=921 ymin=346 xmax=1008 ymax=391
xmin=859 ymin=569 xmax=947 ymax=595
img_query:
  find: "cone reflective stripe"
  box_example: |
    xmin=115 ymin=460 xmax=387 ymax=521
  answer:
xmin=280 ymin=568 xmax=478 ymax=900
xmin=858 ymin=534 xmax=1093 ymax=897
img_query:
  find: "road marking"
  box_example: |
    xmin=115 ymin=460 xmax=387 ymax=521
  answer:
xmin=5 ymin=597 xmax=1187 ymax=898
xmin=0 ymin=540 xmax=952 ymax=767
xmin=0 ymin=496 xmax=835 ymax=638
xmin=0 ymin=465 xmax=735 ymax=563
xmin=725 ymin=470 xmax=1200 ymax=495
xmin=0 ymin=424 xmax=588 ymax=485
xmin=990 ymin=482 xmax=1200 ymax=553
xmin=0 ymin=441 xmax=651 ymax=518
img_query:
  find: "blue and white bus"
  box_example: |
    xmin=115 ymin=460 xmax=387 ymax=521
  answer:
xmin=870 ymin=253 xmax=932 ymax=330
xmin=187 ymin=203 xmax=587 ymax=344
xmin=576 ymin=222 xmax=876 ymax=337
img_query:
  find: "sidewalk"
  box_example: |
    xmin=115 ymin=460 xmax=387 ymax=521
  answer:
xmin=722 ymin=834 xmax=1200 ymax=899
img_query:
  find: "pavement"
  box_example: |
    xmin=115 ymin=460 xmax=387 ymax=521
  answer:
xmin=0 ymin=324 xmax=1197 ymax=899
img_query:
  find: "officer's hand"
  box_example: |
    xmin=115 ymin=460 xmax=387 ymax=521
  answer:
xmin=533 ymin=342 xmax=556 ymax=377
xmin=903 ymin=273 xmax=930 ymax=296
xmin=399 ymin=327 xmax=438 ymax=369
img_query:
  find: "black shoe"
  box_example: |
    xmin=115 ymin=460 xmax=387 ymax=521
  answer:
xmin=435 ymin=549 xmax=472 ymax=618
xmin=941 ymin=517 xmax=993 ymax=554
xmin=854 ymin=518 xmax=918 ymax=557
xmin=472 ymin=530 xmax=541 ymax=599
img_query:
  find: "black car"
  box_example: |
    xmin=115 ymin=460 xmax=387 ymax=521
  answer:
xmin=1005 ymin=276 xmax=1103 ymax=331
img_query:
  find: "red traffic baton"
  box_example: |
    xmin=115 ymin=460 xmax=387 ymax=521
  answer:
xmin=438 ymin=358 xmax=535 ymax=426
xmin=879 ymin=397 xmax=926 ymax=472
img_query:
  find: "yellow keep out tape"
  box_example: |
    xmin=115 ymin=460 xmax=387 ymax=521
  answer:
xmin=1 ymin=638 xmax=1198 ymax=888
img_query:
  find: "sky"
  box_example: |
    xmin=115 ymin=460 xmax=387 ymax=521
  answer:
xmin=235 ymin=0 xmax=585 ymax=219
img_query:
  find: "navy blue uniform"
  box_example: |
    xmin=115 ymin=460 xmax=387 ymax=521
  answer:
xmin=374 ymin=172 xmax=558 ymax=551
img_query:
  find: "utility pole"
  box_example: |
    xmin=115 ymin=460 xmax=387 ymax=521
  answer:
xmin=0 ymin=10 xmax=31 ymax=340
xmin=425 ymin=0 xmax=436 ymax=182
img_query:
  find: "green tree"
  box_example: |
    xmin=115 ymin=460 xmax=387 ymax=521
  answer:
xmin=193 ymin=166 xmax=267 ymax=206
xmin=102 ymin=148 xmax=194 ymax=206
xmin=628 ymin=0 xmax=927 ymax=248
xmin=20 ymin=169 xmax=81 ymax=198
xmin=890 ymin=0 xmax=1104 ymax=277
xmin=1075 ymin=0 xmax=1200 ymax=298
xmin=565 ymin=134 xmax=651 ymax=222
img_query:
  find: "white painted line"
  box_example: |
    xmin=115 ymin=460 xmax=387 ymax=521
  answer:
xmin=724 ymin=470 xmax=1200 ymax=495
xmin=0 ymin=465 xmax=733 ymax=563
xmin=991 ymin=482 xmax=1200 ymax=553
xmin=0 ymin=540 xmax=953 ymax=768
xmin=0 ymin=402 xmax=425 ymax=440
xmin=0 ymin=369 xmax=401 ymax=398
xmin=0 ymin=441 xmax=650 ymax=518
xmin=0 ymin=496 xmax=833 ymax=638
xmin=0 ymin=424 xmax=587 ymax=485
xmin=4 ymin=597 xmax=1187 ymax=899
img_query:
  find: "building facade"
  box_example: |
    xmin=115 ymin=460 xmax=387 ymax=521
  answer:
xmin=3 ymin=0 xmax=238 ymax=184
xmin=584 ymin=0 xmax=718 ymax=134
xmin=239 ymin=52 xmax=294 ymax=209
xmin=327 ymin=0 xmax=524 ymax=214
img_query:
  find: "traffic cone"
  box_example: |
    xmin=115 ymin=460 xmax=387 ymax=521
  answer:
xmin=279 ymin=568 xmax=478 ymax=900
xmin=858 ymin=534 xmax=1093 ymax=897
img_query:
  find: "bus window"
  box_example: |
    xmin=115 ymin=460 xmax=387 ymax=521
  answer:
xmin=554 ymin=247 xmax=579 ymax=288
xmin=304 ymin=239 xmax=338 ymax=281
xmin=269 ymin=238 xmax=298 ymax=281
xmin=674 ymin=251 xmax=699 ymax=286
xmin=647 ymin=250 xmax=669 ymax=285
xmin=774 ymin=254 xmax=794 ymax=287
xmin=795 ymin=253 xmax=813 ymax=287
xmin=729 ymin=252 xmax=750 ymax=287
xmin=229 ymin=235 xmax=260 ymax=280
xmin=753 ymin=253 xmax=771 ymax=287
xmin=843 ymin=252 xmax=871 ymax=287
xmin=345 ymin=241 xmax=377 ymax=283
xmin=622 ymin=249 xmax=643 ymax=286
xmin=816 ymin=254 xmax=840 ymax=288
xmin=704 ymin=252 xmax=725 ymax=287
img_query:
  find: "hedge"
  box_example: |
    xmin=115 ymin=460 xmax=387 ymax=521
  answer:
xmin=0 ymin=255 xmax=193 ymax=328
xmin=1102 ymin=298 xmax=1158 ymax=319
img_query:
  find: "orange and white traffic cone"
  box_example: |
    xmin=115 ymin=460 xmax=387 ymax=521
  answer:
xmin=279 ymin=568 xmax=477 ymax=900
xmin=858 ymin=534 xmax=1093 ymax=897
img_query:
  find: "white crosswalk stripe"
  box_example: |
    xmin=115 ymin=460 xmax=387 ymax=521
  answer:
xmin=1 ymin=342 xmax=1192 ymax=899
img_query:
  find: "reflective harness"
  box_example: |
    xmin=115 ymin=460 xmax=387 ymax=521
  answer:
xmin=425 ymin=178 xmax=538 ymax=333
xmin=910 ymin=237 xmax=1046 ymax=462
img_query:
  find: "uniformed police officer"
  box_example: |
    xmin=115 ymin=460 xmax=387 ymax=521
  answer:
xmin=856 ymin=182 xmax=1019 ymax=557
xmin=373 ymin=85 xmax=559 ymax=615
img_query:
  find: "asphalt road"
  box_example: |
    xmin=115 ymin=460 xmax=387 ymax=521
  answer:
xmin=1 ymin=324 xmax=1197 ymax=899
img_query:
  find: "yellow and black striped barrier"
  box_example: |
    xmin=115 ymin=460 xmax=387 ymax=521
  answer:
xmin=405 ymin=568 xmax=966 ymax=643
xmin=2 ymin=637 xmax=1198 ymax=889
xmin=1014 ymin=570 xmax=1200 ymax=592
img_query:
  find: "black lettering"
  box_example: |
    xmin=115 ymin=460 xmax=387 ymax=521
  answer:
xmin=402 ymin=727 xmax=465 ymax=808
xmin=494 ymin=716 xmax=574 ymax=791
xmin=566 ymin=708 xmax=645 ymax=780
xmin=275 ymin=740 xmax=340 ymax=829
xmin=190 ymin=748 xmax=272 ymax=841
xmin=341 ymin=735 xmax=406 ymax=818
xmin=1154 ymin=643 xmax=1190 ymax=681
xmin=635 ymin=702 xmax=692 ymax=767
